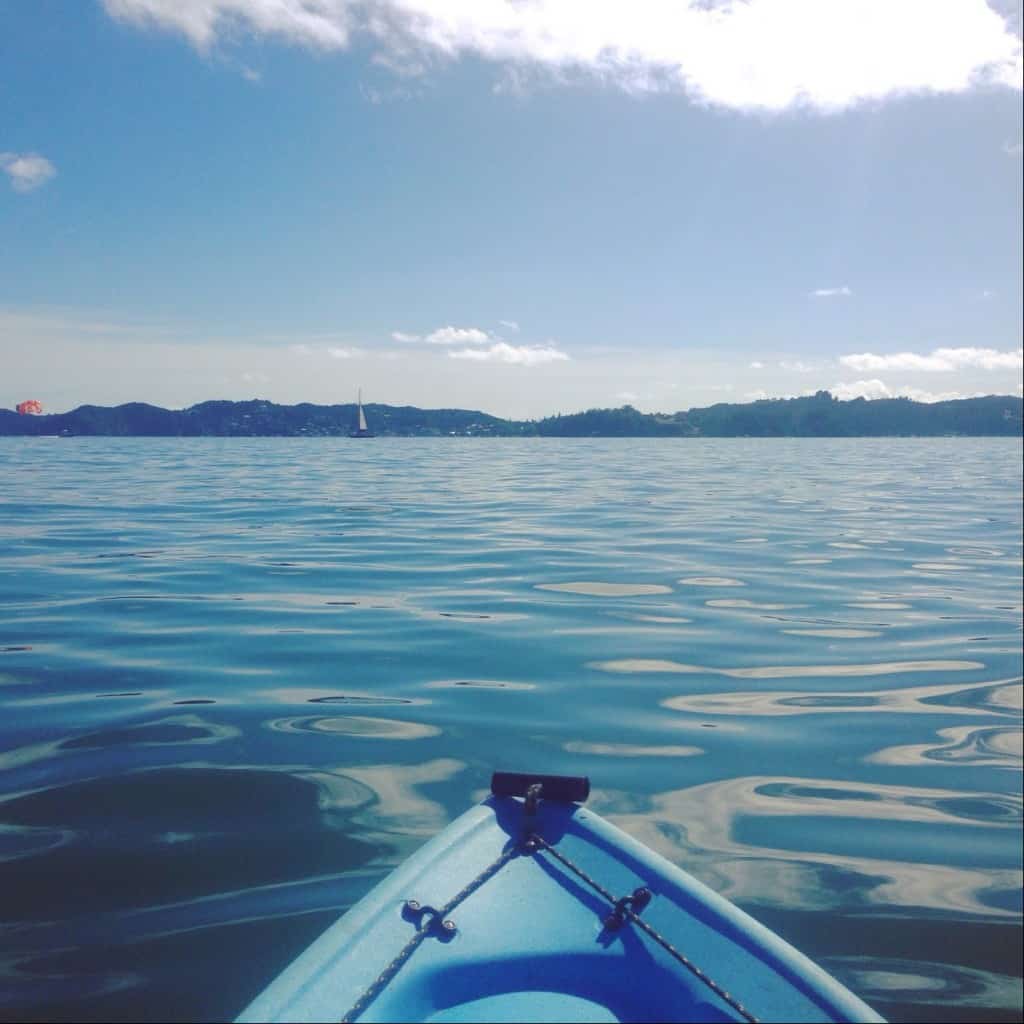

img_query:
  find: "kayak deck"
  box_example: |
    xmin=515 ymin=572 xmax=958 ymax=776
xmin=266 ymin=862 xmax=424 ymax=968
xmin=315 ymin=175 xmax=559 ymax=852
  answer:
xmin=238 ymin=787 xmax=883 ymax=1023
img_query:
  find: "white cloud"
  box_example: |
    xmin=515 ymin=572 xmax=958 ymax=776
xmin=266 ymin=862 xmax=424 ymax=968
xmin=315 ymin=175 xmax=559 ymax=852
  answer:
xmin=616 ymin=390 xmax=639 ymax=402
xmin=448 ymin=341 xmax=569 ymax=366
xmin=745 ymin=389 xmax=769 ymax=400
xmin=840 ymin=346 xmax=1024 ymax=372
xmin=981 ymin=289 xmax=996 ymax=299
xmin=0 ymin=152 xmax=56 ymax=192
xmin=830 ymin=378 xmax=977 ymax=402
xmin=810 ymin=286 xmax=852 ymax=297
xmin=1004 ymin=139 xmax=1023 ymax=155
xmin=425 ymin=325 xmax=490 ymax=345
xmin=102 ymin=0 xmax=352 ymax=52
xmin=499 ymin=319 xmax=520 ymax=332
xmin=102 ymin=0 xmax=1023 ymax=114
xmin=327 ymin=346 xmax=364 ymax=358
xmin=391 ymin=330 xmax=421 ymax=342
xmin=779 ymin=359 xmax=816 ymax=373
xmin=360 ymin=81 xmax=421 ymax=104
xmin=830 ymin=378 xmax=895 ymax=400
xmin=289 ymin=343 xmax=314 ymax=355
xmin=748 ymin=360 xmax=765 ymax=369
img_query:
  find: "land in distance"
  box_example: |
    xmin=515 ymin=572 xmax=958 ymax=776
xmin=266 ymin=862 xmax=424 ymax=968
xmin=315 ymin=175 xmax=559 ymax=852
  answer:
xmin=1 ymin=392 xmax=1021 ymax=437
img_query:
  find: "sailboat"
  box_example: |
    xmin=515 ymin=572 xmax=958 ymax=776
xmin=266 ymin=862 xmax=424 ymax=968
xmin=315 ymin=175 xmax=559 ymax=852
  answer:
xmin=349 ymin=388 xmax=374 ymax=438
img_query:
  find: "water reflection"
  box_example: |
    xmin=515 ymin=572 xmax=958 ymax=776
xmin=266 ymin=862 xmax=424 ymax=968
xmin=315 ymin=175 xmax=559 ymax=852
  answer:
xmin=781 ymin=628 xmax=882 ymax=638
xmin=257 ymin=688 xmax=425 ymax=706
xmin=563 ymin=741 xmax=703 ymax=757
xmin=629 ymin=614 xmax=692 ymax=624
xmin=61 ymin=715 xmax=239 ymax=749
xmin=426 ymin=679 xmax=536 ymax=690
xmin=596 ymin=775 xmax=1022 ymax=918
xmin=596 ymin=658 xmax=984 ymax=679
xmin=831 ymin=958 xmax=1023 ymax=1013
xmin=706 ymin=598 xmax=802 ymax=609
xmin=334 ymin=759 xmax=466 ymax=840
xmin=0 ymin=766 xmax=384 ymax=920
xmin=662 ymin=677 xmax=1021 ymax=717
xmin=268 ymin=715 xmax=441 ymax=740
xmin=679 ymin=576 xmax=747 ymax=586
xmin=536 ymin=582 xmax=673 ymax=596
xmin=867 ymin=724 xmax=1023 ymax=768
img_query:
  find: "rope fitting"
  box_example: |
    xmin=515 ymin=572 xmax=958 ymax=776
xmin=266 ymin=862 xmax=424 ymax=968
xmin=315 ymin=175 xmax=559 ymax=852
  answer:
xmin=604 ymin=887 xmax=653 ymax=931
xmin=401 ymin=900 xmax=457 ymax=941
xmin=520 ymin=782 xmax=544 ymax=848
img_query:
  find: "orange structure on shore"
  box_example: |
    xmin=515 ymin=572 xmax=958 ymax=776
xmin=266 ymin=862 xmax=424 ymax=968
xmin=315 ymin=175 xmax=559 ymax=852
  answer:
xmin=16 ymin=400 xmax=43 ymax=415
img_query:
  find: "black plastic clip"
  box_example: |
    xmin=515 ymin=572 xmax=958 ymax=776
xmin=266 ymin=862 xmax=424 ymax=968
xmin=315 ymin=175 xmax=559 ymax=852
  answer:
xmin=603 ymin=887 xmax=653 ymax=931
xmin=402 ymin=899 xmax=457 ymax=941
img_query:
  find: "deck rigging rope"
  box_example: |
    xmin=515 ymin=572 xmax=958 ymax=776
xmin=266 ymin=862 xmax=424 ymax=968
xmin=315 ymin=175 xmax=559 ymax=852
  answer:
xmin=339 ymin=813 xmax=760 ymax=1023
xmin=339 ymin=845 xmax=518 ymax=1023
xmin=529 ymin=833 xmax=759 ymax=1024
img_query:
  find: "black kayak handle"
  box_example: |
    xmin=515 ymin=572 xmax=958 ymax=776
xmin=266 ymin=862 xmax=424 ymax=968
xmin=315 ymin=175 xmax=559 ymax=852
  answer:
xmin=491 ymin=771 xmax=590 ymax=803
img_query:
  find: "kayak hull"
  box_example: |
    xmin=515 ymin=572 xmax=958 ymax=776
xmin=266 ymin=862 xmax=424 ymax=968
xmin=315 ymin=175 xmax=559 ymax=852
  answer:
xmin=238 ymin=795 xmax=883 ymax=1023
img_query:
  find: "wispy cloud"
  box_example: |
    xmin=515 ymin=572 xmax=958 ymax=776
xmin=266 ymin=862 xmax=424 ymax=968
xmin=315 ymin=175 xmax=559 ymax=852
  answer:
xmin=0 ymin=152 xmax=56 ymax=192
xmin=1004 ymin=139 xmax=1023 ymax=156
xmin=840 ymin=347 xmax=1023 ymax=372
xmin=830 ymin=378 xmax=979 ymax=403
xmin=393 ymin=325 xmax=491 ymax=345
xmin=424 ymin=326 xmax=490 ymax=345
xmin=327 ymin=346 xmax=364 ymax=359
xmin=102 ymin=0 xmax=1023 ymax=114
xmin=748 ymin=360 xmax=764 ymax=369
xmin=102 ymin=0 xmax=350 ymax=52
xmin=448 ymin=342 xmax=569 ymax=366
xmin=810 ymin=286 xmax=852 ymax=298
xmin=388 ymin=322 xmax=567 ymax=366
xmin=359 ymin=82 xmax=421 ymax=104
xmin=779 ymin=360 xmax=817 ymax=373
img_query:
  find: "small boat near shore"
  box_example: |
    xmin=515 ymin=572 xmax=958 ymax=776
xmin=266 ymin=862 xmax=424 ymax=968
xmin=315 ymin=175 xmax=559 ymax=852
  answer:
xmin=238 ymin=772 xmax=884 ymax=1023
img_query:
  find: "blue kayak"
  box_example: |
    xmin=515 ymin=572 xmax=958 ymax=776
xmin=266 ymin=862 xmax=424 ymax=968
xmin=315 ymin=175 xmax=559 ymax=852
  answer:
xmin=238 ymin=773 xmax=884 ymax=1023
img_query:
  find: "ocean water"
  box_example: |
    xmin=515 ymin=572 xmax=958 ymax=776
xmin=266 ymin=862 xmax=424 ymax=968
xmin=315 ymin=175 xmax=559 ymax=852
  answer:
xmin=0 ymin=437 xmax=1021 ymax=1023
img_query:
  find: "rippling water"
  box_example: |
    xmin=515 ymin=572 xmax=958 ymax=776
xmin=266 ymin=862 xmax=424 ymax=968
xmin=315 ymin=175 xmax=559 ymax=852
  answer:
xmin=1 ymin=437 xmax=1021 ymax=1023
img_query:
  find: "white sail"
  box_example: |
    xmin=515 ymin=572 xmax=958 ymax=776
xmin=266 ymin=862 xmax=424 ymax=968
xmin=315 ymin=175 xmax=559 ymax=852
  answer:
xmin=355 ymin=388 xmax=369 ymax=433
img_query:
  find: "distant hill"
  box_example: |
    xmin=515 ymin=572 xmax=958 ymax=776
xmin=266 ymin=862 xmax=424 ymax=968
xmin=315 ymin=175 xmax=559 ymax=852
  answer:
xmin=0 ymin=399 xmax=524 ymax=438
xmin=1 ymin=392 xmax=1021 ymax=437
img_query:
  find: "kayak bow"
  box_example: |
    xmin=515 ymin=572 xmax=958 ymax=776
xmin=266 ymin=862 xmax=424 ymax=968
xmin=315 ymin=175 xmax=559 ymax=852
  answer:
xmin=238 ymin=772 xmax=884 ymax=1023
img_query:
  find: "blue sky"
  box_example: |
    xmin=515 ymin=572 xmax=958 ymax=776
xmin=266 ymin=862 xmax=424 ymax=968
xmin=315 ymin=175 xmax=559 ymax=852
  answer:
xmin=2 ymin=0 xmax=1022 ymax=417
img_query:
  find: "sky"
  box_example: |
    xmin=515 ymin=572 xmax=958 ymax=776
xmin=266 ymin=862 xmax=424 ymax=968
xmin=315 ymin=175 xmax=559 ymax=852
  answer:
xmin=1 ymin=0 xmax=1022 ymax=419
